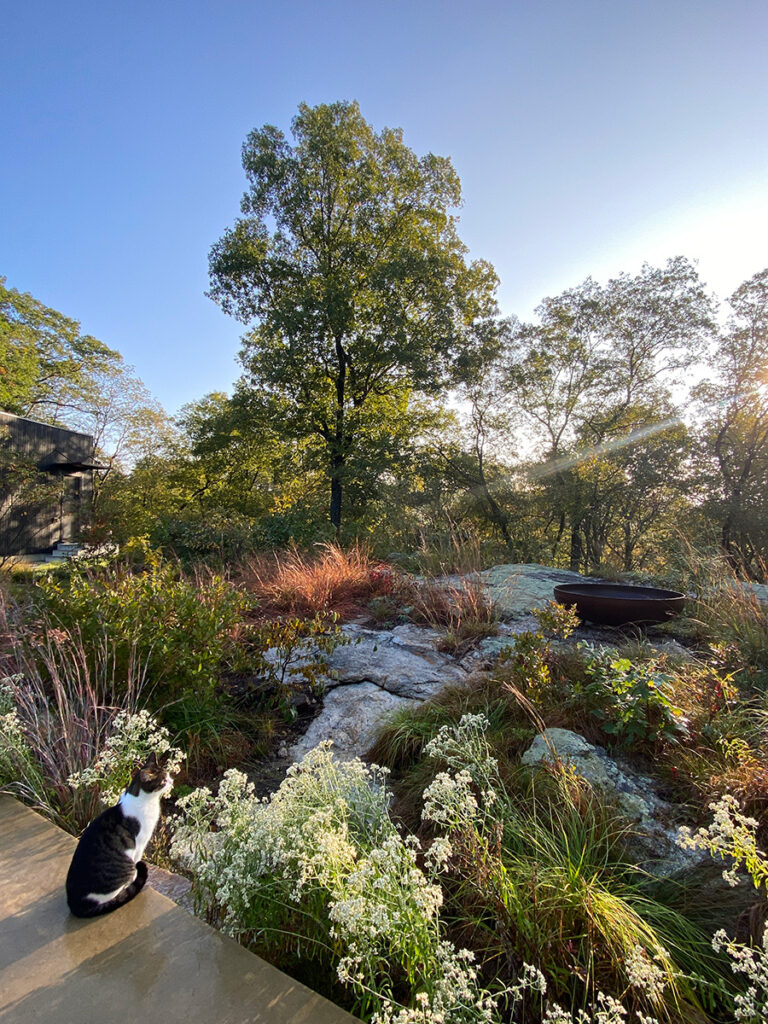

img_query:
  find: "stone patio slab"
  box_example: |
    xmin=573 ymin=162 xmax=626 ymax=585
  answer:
xmin=0 ymin=796 xmax=356 ymax=1024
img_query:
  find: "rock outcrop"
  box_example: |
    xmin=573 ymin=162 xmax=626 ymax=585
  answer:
xmin=481 ymin=563 xmax=598 ymax=619
xmin=289 ymin=683 xmax=412 ymax=761
xmin=324 ymin=624 xmax=466 ymax=699
xmin=288 ymin=623 xmax=468 ymax=760
xmin=521 ymin=728 xmax=700 ymax=876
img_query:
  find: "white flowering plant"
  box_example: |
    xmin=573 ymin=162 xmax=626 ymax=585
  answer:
xmin=0 ymin=676 xmax=49 ymax=812
xmin=678 ymin=795 xmax=768 ymax=1023
xmin=421 ymin=715 xmax=711 ymax=1020
xmin=68 ymin=709 xmax=184 ymax=805
xmin=678 ymin=794 xmax=768 ymax=892
xmin=172 ymin=715 xmax=709 ymax=1023
xmin=171 ymin=740 xmax=520 ymax=1023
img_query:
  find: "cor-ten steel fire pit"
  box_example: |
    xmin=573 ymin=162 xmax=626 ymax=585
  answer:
xmin=553 ymin=582 xmax=686 ymax=626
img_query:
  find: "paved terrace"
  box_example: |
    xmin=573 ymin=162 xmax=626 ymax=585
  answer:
xmin=0 ymin=797 xmax=356 ymax=1023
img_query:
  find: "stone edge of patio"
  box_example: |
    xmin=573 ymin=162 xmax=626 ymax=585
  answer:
xmin=0 ymin=795 xmax=356 ymax=1024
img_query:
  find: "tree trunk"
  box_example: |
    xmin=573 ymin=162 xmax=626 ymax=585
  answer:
xmin=552 ymin=511 xmax=566 ymax=562
xmin=329 ymin=335 xmax=348 ymax=538
xmin=623 ymin=523 xmax=634 ymax=573
xmin=477 ymin=473 xmax=514 ymax=550
xmin=569 ymin=523 xmax=583 ymax=573
xmin=330 ymin=454 xmax=343 ymax=538
xmin=721 ymin=507 xmax=739 ymax=570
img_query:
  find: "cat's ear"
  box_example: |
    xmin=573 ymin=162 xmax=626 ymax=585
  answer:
xmin=143 ymin=752 xmax=159 ymax=769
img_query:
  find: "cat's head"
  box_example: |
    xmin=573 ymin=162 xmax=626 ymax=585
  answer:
xmin=127 ymin=752 xmax=174 ymax=798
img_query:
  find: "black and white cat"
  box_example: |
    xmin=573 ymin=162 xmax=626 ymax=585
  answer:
xmin=66 ymin=752 xmax=174 ymax=918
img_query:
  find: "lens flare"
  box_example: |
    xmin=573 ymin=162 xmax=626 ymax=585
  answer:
xmin=527 ymin=416 xmax=684 ymax=481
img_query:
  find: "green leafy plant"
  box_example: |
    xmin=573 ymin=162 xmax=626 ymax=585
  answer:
xmin=244 ymin=611 xmax=350 ymax=719
xmin=578 ymin=648 xmax=689 ymax=749
xmin=495 ymin=601 xmax=580 ymax=699
xmin=34 ymin=552 xmax=252 ymax=713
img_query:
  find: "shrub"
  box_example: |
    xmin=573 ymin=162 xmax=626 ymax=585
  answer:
xmin=241 ymin=611 xmax=351 ymax=719
xmin=68 ymin=708 xmax=184 ymax=805
xmin=576 ymin=647 xmax=689 ymax=749
xmin=34 ymin=551 xmax=251 ymax=713
xmin=172 ymin=743 xmax=516 ymax=1023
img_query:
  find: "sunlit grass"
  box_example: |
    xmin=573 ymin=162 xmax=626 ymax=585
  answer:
xmin=242 ymin=541 xmax=405 ymax=619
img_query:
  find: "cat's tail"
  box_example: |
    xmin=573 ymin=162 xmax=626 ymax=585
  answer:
xmin=69 ymin=861 xmax=149 ymax=918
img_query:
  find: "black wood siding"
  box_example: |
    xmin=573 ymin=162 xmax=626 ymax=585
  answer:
xmin=0 ymin=411 xmax=96 ymax=555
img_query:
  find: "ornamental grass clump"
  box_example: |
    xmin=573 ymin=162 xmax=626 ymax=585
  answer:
xmin=674 ymin=545 xmax=768 ymax=691
xmin=409 ymin=577 xmax=499 ymax=656
xmin=420 ymin=715 xmax=722 ymax=1021
xmin=0 ymin=676 xmax=48 ymax=812
xmin=171 ymin=742 xmax=516 ymax=1023
xmin=0 ymin=594 xmax=150 ymax=830
xmin=243 ymin=542 xmax=404 ymax=620
xmin=0 ymin=651 xmax=182 ymax=832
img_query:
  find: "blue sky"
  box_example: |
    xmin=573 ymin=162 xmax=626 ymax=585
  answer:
xmin=2 ymin=1 xmax=767 ymax=415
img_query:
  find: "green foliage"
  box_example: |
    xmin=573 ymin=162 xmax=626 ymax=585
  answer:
xmin=208 ymin=100 xmax=501 ymax=533
xmin=244 ymin=612 xmax=350 ymax=719
xmin=577 ymin=647 xmax=689 ymax=749
xmin=694 ymin=269 xmax=768 ymax=578
xmin=504 ymin=257 xmax=714 ymax=574
xmin=0 ymin=276 xmax=121 ymax=421
xmin=34 ymin=550 xmax=252 ymax=714
xmin=496 ymin=601 xmax=580 ymax=699
xmin=490 ymin=604 xmax=687 ymax=751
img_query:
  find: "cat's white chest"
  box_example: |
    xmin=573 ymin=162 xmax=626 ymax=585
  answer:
xmin=119 ymin=791 xmax=161 ymax=862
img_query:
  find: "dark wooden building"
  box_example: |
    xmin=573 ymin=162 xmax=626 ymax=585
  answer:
xmin=0 ymin=411 xmax=100 ymax=557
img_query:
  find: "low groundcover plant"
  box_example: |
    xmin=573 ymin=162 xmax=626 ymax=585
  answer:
xmin=170 ymin=716 xmax=712 ymax=1023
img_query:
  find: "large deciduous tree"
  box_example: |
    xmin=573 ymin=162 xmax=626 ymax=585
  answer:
xmin=695 ymin=268 xmax=768 ymax=575
xmin=0 ymin=278 xmax=121 ymax=422
xmin=505 ymin=258 xmax=714 ymax=571
xmin=208 ymin=101 xmax=500 ymax=534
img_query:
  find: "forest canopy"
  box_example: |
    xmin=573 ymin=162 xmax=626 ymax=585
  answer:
xmin=2 ymin=102 xmax=768 ymax=580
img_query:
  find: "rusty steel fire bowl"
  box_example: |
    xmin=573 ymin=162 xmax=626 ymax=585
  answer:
xmin=553 ymin=582 xmax=687 ymax=626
